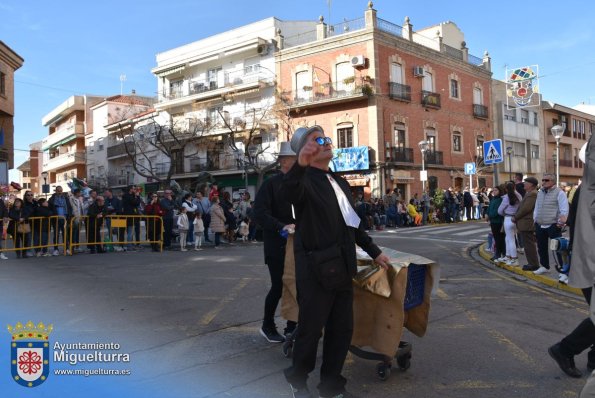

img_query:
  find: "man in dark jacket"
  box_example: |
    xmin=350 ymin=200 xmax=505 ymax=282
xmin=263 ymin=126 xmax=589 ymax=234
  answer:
xmin=463 ymin=187 xmax=473 ymax=221
xmin=104 ymin=189 xmax=124 ymax=250
xmin=48 ymin=186 xmax=73 ymax=256
xmin=160 ymin=190 xmax=176 ymax=250
xmin=122 ymin=185 xmax=141 ymax=249
xmin=512 ymin=177 xmax=539 ymax=271
xmin=282 ymin=126 xmax=390 ymax=398
xmin=253 ymin=142 xmax=297 ymax=343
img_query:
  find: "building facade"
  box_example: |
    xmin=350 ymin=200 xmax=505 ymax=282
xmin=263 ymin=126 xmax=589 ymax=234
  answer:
xmin=276 ymin=4 xmax=493 ymax=200
xmin=541 ymin=101 xmax=595 ymax=185
xmin=0 ymin=40 xmax=24 ymax=182
xmin=150 ymin=17 xmax=317 ymax=198
xmin=41 ymin=95 xmax=103 ymax=192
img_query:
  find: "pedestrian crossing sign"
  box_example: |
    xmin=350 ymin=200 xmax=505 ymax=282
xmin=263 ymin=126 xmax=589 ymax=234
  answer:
xmin=483 ymin=139 xmax=503 ymax=165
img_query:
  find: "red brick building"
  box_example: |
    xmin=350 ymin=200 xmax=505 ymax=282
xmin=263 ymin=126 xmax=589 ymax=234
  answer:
xmin=0 ymin=41 xmax=24 ymax=176
xmin=276 ymin=4 xmax=493 ymax=200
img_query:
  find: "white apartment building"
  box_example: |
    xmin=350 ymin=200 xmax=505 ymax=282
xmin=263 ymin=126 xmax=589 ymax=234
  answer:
xmin=491 ymin=79 xmax=543 ymax=182
xmin=150 ymin=17 xmax=316 ymax=197
xmin=89 ymin=94 xmax=154 ymax=190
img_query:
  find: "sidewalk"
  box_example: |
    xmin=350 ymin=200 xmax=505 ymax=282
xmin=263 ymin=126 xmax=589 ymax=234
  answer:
xmin=477 ymin=243 xmax=582 ymax=296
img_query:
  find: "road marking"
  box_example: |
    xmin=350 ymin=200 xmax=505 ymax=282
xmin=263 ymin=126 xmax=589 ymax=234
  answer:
xmin=434 ymin=380 xmax=535 ymax=390
xmin=199 ymin=278 xmax=251 ymax=326
xmin=128 ymin=295 xmax=220 ymax=300
xmin=452 ymin=228 xmax=485 ymax=236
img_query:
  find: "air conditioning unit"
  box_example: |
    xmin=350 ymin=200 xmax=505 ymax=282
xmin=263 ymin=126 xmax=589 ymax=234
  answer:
xmin=351 ymin=55 xmax=366 ymax=68
xmin=413 ymin=66 xmax=425 ymax=77
xmin=257 ymin=44 xmax=267 ymax=55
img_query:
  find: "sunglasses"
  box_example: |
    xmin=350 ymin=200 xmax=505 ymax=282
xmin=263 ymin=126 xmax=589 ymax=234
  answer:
xmin=314 ymin=136 xmax=332 ymax=146
xmin=542 ymin=179 xmax=551 ymax=182
xmin=25 ymin=194 xmax=33 ymax=196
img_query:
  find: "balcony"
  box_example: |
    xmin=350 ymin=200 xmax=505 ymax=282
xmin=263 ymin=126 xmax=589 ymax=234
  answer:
xmin=388 ymin=82 xmax=411 ymax=102
xmin=43 ymin=151 xmax=86 ymax=172
xmin=388 ymin=147 xmax=414 ymax=163
xmin=41 ymin=122 xmax=84 ymax=151
xmin=425 ymin=151 xmax=443 ymax=165
xmin=473 ymin=104 xmax=488 ymax=119
xmin=421 ymin=91 xmax=441 ymax=109
xmin=559 ymin=159 xmax=573 ymax=167
xmin=107 ymin=142 xmax=135 ymax=159
xmin=107 ymin=175 xmax=130 ymax=186
xmin=285 ymin=82 xmax=368 ymax=110
xmin=156 ymin=68 xmax=274 ymax=110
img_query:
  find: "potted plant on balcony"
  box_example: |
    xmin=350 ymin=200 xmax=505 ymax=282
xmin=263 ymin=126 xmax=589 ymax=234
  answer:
xmin=343 ymin=76 xmax=355 ymax=85
xmin=361 ymin=84 xmax=374 ymax=97
xmin=302 ymin=85 xmax=312 ymax=91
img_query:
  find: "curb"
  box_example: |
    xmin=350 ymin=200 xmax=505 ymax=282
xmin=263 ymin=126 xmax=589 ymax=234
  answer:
xmin=477 ymin=243 xmax=582 ymax=296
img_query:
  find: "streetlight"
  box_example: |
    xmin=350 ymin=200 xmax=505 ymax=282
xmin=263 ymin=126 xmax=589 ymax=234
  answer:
xmin=506 ymin=146 xmax=513 ymax=181
xmin=418 ymin=140 xmax=429 ymax=192
xmin=41 ymin=171 xmax=49 ymax=197
xmin=551 ymin=124 xmax=564 ymax=185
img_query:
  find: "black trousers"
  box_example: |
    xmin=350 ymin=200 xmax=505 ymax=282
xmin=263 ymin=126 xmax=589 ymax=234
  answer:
xmin=284 ymin=274 xmax=353 ymax=396
xmin=535 ymin=224 xmax=562 ymax=269
xmin=163 ymin=218 xmax=173 ymax=248
xmin=560 ymin=287 xmax=595 ymax=362
xmin=263 ymin=255 xmax=296 ymax=333
xmin=490 ymin=223 xmax=506 ymax=258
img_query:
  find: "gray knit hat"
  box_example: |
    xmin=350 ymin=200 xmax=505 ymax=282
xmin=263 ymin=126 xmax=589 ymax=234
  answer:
xmin=290 ymin=125 xmax=324 ymax=155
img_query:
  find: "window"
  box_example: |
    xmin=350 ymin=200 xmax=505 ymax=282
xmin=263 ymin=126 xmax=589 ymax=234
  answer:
xmin=390 ymin=63 xmax=403 ymax=84
xmin=89 ymin=168 xmax=96 ymax=179
xmin=450 ymin=79 xmax=459 ymax=99
xmin=207 ymin=67 xmax=223 ymax=89
xmin=336 ymin=62 xmax=353 ymax=92
xmin=531 ymin=144 xmax=539 ymax=159
xmin=422 ymin=70 xmax=433 ymax=92
xmin=0 ymin=72 xmax=5 ymax=96
xmin=425 ymin=130 xmax=436 ymax=152
xmin=504 ymin=106 xmax=516 ymax=121
xmin=337 ymin=126 xmax=353 ymax=148
xmin=98 ymin=166 xmax=105 ymax=176
xmin=452 ymin=133 xmax=461 ymax=152
xmin=476 ymin=136 xmax=484 ymax=158
xmin=521 ymin=110 xmax=529 ymax=124
xmin=169 ymin=80 xmax=183 ymax=98
xmin=98 ymin=139 xmax=104 ymax=151
xmin=295 ymin=71 xmax=310 ymax=101
xmin=533 ymin=112 xmax=538 ymax=126
xmin=393 ymin=126 xmax=405 ymax=149
xmin=473 ymin=87 xmax=482 ymax=105
xmin=512 ymin=142 xmax=525 ymax=157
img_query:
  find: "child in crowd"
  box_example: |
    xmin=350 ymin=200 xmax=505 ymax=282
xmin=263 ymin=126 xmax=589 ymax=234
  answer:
xmin=238 ymin=217 xmax=249 ymax=242
xmin=177 ymin=207 xmax=189 ymax=252
xmin=193 ymin=212 xmax=205 ymax=251
xmin=34 ymin=198 xmax=52 ymax=257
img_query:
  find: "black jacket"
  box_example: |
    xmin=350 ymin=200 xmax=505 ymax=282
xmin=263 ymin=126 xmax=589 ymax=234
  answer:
xmin=253 ymin=172 xmax=295 ymax=259
xmin=48 ymin=193 xmax=72 ymax=218
xmin=122 ymin=192 xmax=140 ymax=215
xmin=282 ymin=164 xmax=381 ymax=280
xmin=33 ymin=206 xmax=53 ymax=232
xmin=104 ymin=195 xmax=122 ymax=215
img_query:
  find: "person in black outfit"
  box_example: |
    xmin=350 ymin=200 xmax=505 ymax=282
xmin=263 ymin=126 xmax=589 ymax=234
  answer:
xmin=87 ymin=196 xmax=107 ymax=253
xmin=253 ymin=141 xmax=297 ymax=343
xmin=122 ymin=185 xmax=141 ymax=250
xmin=160 ymin=190 xmax=176 ymax=249
xmin=103 ymin=189 xmax=123 ymax=249
xmin=33 ymin=198 xmax=53 ymax=256
xmin=282 ymin=126 xmax=391 ymax=398
xmin=8 ymin=198 xmax=32 ymax=258
xmin=463 ymin=187 xmax=473 ymax=221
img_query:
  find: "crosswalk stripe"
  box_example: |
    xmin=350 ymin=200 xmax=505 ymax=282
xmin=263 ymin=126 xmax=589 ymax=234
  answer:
xmin=452 ymin=229 xmax=486 ymax=236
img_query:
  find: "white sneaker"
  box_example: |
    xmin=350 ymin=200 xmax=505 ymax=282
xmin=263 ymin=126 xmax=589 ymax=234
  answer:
xmin=66 ymin=250 xmax=71 ymax=256
xmin=533 ymin=266 xmax=550 ymax=275
xmin=52 ymin=249 xmax=59 ymax=256
xmin=0 ymin=253 xmax=7 ymax=260
xmin=495 ymin=256 xmax=508 ymax=263
xmin=181 ymin=248 xmax=188 ymax=252
xmin=505 ymin=258 xmax=519 ymax=266
xmin=558 ymin=274 xmax=569 ymax=284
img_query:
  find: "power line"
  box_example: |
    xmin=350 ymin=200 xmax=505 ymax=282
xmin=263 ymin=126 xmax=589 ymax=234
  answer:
xmin=14 ymin=79 xmax=82 ymax=94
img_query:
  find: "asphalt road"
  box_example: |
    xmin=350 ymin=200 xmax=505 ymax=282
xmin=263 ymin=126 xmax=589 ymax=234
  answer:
xmin=0 ymin=222 xmax=590 ymax=398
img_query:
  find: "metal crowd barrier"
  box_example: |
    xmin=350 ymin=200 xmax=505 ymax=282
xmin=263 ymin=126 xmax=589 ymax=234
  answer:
xmin=2 ymin=215 xmax=68 ymax=255
xmin=68 ymin=215 xmax=163 ymax=254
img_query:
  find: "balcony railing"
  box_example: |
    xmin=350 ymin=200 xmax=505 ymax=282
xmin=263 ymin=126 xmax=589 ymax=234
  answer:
xmin=473 ymin=104 xmax=488 ymax=119
xmin=389 ymin=147 xmax=414 ymax=163
xmin=286 ymin=82 xmax=367 ymax=107
xmin=159 ymin=67 xmax=273 ymax=103
xmin=425 ymin=151 xmax=443 ymax=165
xmin=559 ymin=159 xmax=573 ymax=167
xmin=421 ymin=91 xmax=441 ymax=109
xmin=43 ymin=151 xmax=86 ymax=171
xmin=388 ymin=82 xmax=411 ymax=102
xmin=107 ymin=142 xmax=135 ymax=158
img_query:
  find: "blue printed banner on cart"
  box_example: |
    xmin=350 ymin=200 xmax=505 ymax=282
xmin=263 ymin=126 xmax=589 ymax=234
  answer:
xmin=330 ymin=146 xmax=369 ymax=172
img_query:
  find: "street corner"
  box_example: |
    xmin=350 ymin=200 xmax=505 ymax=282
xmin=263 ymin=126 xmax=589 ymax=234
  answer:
xmin=477 ymin=243 xmax=583 ymax=296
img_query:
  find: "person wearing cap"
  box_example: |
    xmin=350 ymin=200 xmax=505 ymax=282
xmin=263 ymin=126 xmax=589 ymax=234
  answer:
xmin=48 ymin=185 xmax=73 ymax=256
xmin=252 ymin=141 xmax=298 ymax=343
xmin=281 ymin=125 xmax=391 ymax=398
xmin=532 ymin=173 xmax=569 ymax=275
xmin=548 ymin=140 xmax=595 ymax=379
xmin=512 ymin=176 xmax=539 ymax=271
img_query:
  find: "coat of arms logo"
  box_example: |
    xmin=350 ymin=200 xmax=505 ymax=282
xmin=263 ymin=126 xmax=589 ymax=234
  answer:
xmin=8 ymin=321 xmax=52 ymax=387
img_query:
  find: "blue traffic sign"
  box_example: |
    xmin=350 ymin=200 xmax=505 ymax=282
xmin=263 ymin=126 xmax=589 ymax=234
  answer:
xmin=483 ymin=139 xmax=504 ymax=165
xmin=464 ymin=162 xmax=476 ymax=175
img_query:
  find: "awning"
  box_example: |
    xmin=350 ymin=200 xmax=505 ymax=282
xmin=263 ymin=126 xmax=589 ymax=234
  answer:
xmin=154 ymin=65 xmax=186 ymax=78
xmin=42 ymin=134 xmax=76 ymax=151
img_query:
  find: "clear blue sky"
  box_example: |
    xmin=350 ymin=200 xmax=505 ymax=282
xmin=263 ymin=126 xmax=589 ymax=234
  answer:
xmin=3 ymin=0 xmax=594 ymax=177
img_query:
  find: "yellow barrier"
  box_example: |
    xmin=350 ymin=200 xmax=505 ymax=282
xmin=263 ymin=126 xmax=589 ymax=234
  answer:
xmin=2 ymin=216 xmax=68 ymax=257
xmin=68 ymin=215 xmax=163 ymax=254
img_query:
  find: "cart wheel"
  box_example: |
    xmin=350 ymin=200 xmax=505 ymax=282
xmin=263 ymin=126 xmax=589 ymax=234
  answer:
xmin=376 ymin=362 xmax=391 ymax=381
xmin=282 ymin=341 xmax=293 ymax=358
xmin=397 ymin=353 xmax=411 ymax=371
